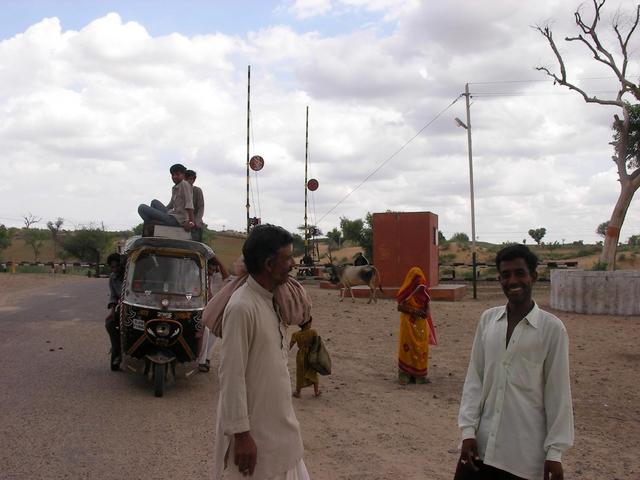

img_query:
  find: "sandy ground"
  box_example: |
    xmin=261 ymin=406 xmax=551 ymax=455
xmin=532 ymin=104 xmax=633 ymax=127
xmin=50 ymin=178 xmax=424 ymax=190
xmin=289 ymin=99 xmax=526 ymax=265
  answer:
xmin=2 ymin=274 xmax=639 ymax=479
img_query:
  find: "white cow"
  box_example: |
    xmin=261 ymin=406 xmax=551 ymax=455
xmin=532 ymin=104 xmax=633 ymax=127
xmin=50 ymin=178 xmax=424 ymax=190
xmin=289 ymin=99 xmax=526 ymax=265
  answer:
xmin=326 ymin=264 xmax=383 ymax=303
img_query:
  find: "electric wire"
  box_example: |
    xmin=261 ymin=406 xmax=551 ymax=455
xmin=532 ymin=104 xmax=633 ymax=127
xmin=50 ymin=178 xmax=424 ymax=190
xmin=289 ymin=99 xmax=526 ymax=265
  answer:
xmin=470 ymin=75 xmax=639 ymax=85
xmin=316 ymin=95 xmax=463 ymax=225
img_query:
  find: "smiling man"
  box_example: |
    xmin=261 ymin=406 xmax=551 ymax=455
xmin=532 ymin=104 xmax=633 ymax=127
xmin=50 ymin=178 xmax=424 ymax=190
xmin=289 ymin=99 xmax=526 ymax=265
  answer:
xmin=455 ymin=244 xmax=574 ymax=480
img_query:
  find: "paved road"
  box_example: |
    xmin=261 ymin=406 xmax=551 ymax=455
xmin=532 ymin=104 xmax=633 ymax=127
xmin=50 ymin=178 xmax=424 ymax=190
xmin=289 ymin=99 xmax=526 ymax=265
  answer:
xmin=0 ymin=279 xmax=218 ymax=480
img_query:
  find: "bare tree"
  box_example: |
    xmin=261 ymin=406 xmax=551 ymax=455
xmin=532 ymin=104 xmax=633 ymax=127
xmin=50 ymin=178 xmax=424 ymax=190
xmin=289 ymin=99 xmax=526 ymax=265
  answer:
xmin=23 ymin=228 xmax=48 ymax=262
xmin=536 ymin=0 xmax=640 ymax=270
xmin=22 ymin=212 xmax=41 ymax=229
xmin=46 ymin=217 xmax=64 ymax=258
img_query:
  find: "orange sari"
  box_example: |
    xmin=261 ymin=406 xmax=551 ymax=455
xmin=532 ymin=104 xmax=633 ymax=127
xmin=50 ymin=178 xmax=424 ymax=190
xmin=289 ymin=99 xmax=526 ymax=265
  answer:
xmin=396 ymin=267 xmax=437 ymax=379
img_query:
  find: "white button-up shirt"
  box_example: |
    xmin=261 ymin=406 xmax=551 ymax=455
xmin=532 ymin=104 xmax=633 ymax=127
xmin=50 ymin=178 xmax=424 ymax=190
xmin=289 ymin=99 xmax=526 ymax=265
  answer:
xmin=458 ymin=303 xmax=574 ymax=480
xmin=215 ymin=276 xmax=304 ymax=479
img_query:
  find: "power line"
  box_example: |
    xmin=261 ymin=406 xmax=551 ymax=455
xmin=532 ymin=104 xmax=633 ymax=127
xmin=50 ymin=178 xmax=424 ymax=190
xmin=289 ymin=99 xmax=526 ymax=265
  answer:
xmin=470 ymin=75 xmax=638 ymax=85
xmin=317 ymin=95 xmax=463 ymax=224
xmin=473 ymin=90 xmax=619 ymax=97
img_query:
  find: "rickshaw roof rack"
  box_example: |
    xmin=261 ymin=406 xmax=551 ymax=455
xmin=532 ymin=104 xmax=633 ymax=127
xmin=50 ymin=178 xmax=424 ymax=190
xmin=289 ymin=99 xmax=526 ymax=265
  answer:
xmin=123 ymin=235 xmax=214 ymax=259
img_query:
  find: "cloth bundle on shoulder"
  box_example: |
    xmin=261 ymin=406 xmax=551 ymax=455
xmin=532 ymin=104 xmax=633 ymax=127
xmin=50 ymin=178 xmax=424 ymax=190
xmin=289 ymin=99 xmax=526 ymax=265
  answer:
xmin=202 ymin=272 xmax=312 ymax=337
xmin=308 ymin=335 xmax=331 ymax=375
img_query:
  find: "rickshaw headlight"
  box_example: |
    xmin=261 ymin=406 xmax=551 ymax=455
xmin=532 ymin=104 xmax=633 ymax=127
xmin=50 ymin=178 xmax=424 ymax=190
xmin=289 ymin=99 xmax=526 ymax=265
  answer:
xmin=161 ymin=299 xmax=170 ymax=308
xmin=156 ymin=322 xmax=171 ymax=337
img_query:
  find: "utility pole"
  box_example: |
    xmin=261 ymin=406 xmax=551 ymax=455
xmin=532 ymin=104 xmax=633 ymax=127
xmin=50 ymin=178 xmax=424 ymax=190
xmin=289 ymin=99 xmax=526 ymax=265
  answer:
xmin=246 ymin=65 xmax=251 ymax=234
xmin=304 ymin=106 xmax=309 ymax=258
xmin=455 ymin=84 xmax=478 ymax=299
xmin=464 ymin=83 xmax=477 ymax=299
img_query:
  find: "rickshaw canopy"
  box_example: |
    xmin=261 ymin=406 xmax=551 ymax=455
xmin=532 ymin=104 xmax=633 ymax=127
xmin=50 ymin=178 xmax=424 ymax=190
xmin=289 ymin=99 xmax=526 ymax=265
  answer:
xmin=123 ymin=236 xmax=214 ymax=261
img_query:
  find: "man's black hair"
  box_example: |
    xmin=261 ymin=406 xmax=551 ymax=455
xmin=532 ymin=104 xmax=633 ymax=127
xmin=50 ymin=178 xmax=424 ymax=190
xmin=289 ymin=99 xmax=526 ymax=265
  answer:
xmin=107 ymin=252 xmax=122 ymax=265
xmin=169 ymin=163 xmax=187 ymax=174
xmin=243 ymin=224 xmax=293 ymax=275
xmin=495 ymin=244 xmax=538 ymax=273
xmin=185 ymin=169 xmax=197 ymax=178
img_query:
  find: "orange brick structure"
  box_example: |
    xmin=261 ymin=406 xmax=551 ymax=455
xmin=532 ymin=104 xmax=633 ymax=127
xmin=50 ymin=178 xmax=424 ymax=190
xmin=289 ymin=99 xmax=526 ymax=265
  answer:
xmin=319 ymin=211 xmax=466 ymax=301
xmin=373 ymin=211 xmax=439 ymax=287
xmin=372 ymin=211 xmax=466 ymax=301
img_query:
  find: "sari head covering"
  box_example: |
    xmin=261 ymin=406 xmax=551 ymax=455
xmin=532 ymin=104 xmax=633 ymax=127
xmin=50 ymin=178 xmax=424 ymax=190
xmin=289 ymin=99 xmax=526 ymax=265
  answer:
xmin=396 ymin=267 xmax=437 ymax=346
xmin=397 ymin=267 xmax=430 ymax=311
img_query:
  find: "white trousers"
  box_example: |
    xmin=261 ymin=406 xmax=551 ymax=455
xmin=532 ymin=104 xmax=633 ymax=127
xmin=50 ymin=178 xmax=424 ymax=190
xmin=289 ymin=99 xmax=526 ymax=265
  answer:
xmin=221 ymin=459 xmax=309 ymax=480
xmin=198 ymin=327 xmax=218 ymax=364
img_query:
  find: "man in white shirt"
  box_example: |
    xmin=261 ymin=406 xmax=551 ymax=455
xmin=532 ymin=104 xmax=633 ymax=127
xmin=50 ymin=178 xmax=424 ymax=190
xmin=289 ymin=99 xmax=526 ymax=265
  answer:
xmin=456 ymin=244 xmax=573 ymax=480
xmin=215 ymin=224 xmax=308 ymax=479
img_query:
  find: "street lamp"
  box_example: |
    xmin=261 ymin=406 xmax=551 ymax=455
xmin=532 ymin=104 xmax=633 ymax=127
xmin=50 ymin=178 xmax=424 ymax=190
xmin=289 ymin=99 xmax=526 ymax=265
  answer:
xmin=455 ymin=82 xmax=477 ymax=299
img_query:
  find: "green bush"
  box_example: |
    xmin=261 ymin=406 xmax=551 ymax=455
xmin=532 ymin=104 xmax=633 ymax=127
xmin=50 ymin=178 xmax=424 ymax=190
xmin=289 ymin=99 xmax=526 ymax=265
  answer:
xmin=439 ymin=253 xmax=456 ymax=264
xmin=576 ymin=246 xmax=599 ymax=257
xmin=591 ymin=261 xmax=608 ymax=271
xmin=16 ymin=265 xmax=49 ymax=274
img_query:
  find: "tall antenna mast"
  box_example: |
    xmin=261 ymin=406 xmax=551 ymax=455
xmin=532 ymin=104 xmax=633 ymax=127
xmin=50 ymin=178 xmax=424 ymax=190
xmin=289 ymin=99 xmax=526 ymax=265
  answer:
xmin=246 ymin=65 xmax=251 ymax=234
xmin=304 ymin=106 xmax=309 ymax=258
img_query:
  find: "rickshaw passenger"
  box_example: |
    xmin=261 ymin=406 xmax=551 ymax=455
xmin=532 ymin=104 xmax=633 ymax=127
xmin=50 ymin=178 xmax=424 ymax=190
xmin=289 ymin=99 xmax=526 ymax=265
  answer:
xmin=185 ymin=169 xmax=205 ymax=241
xmin=106 ymin=253 xmax=125 ymax=371
xmin=137 ymin=163 xmax=196 ymax=231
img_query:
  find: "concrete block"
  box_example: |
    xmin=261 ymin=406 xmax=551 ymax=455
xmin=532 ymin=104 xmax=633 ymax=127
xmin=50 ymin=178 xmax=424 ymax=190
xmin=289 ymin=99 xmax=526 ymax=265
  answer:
xmin=429 ymin=284 xmax=467 ymax=301
xmin=318 ymin=281 xmax=466 ymax=301
xmin=153 ymin=225 xmax=191 ymax=241
xmin=551 ymin=270 xmax=640 ymax=315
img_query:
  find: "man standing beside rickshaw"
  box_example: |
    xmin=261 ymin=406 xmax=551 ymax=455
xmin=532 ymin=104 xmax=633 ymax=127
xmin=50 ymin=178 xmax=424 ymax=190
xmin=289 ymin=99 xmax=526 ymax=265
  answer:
xmin=105 ymin=252 xmax=125 ymax=371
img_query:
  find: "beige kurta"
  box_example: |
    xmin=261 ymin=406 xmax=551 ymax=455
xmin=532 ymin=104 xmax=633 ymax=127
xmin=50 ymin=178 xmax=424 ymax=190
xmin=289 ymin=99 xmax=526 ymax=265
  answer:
xmin=215 ymin=276 xmax=304 ymax=480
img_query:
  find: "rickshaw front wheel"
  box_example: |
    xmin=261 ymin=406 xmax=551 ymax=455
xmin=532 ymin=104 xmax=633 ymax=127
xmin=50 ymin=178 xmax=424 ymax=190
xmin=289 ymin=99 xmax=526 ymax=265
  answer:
xmin=154 ymin=363 xmax=166 ymax=398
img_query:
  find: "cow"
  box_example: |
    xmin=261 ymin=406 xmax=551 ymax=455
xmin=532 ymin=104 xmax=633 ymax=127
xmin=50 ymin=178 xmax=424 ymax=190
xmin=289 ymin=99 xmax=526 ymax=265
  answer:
xmin=326 ymin=264 xmax=383 ymax=303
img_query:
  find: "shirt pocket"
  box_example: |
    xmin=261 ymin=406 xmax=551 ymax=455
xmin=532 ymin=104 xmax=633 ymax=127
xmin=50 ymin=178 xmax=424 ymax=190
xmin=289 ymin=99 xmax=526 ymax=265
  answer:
xmin=509 ymin=355 xmax=544 ymax=394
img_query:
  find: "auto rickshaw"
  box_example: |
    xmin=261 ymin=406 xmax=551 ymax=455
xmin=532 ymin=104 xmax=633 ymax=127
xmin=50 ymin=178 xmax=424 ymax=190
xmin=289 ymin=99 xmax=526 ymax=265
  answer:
xmin=120 ymin=236 xmax=213 ymax=397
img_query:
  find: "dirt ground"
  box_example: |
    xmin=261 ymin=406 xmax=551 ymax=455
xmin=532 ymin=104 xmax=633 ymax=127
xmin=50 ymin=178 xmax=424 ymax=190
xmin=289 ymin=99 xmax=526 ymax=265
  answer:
xmin=2 ymin=274 xmax=639 ymax=479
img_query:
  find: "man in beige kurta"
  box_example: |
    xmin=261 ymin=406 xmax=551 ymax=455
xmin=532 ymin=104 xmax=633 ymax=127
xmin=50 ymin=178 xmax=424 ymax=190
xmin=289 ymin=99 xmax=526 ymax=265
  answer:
xmin=215 ymin=225 xmax=308 ymax=480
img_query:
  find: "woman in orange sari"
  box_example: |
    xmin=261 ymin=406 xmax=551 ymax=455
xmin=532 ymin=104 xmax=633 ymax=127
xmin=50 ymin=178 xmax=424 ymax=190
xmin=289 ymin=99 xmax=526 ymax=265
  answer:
xmin=396 ymin=267 xmax=437 ymax=385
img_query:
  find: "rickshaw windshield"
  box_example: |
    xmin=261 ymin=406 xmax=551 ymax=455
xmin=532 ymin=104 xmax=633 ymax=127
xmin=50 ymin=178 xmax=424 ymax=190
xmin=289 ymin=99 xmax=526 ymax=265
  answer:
xmin=131 ymin=253 xmax=202 ymax=296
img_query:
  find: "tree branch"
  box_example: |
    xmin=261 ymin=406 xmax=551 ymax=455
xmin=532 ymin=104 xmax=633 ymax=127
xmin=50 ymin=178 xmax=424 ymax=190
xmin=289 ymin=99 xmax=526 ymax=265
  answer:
xmin=572 ymin=1 xmax=625 ymax=80
xmin=535 ymin=65 xmax=622 ymax=107
xmin=565 ymin=34 xmax=611 ymax=68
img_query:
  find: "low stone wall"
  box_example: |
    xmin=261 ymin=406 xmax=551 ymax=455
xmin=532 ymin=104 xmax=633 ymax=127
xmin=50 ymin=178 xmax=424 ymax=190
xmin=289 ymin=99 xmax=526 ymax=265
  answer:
xmin=550 ymin=270 xmax=640 ymax=315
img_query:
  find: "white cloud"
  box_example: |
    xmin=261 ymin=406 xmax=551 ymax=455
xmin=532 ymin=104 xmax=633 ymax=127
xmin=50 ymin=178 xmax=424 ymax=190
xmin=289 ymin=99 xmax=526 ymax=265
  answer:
xmin=1 ymin=2 xmax=639 ymax=244
xmin=287 ymin=0 xmax=334 ymax=19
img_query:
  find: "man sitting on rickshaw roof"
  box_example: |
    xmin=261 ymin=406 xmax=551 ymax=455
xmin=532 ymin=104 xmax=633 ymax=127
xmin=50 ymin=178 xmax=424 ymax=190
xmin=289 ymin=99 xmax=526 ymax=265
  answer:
xmin=137 ymin=163 xmax=196 ymax=232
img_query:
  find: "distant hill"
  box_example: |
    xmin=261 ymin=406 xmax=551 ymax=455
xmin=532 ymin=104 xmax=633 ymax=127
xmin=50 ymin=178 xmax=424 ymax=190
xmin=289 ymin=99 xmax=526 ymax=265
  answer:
xmin=3 ymin=229 xmax=639 ymax=274
xmin=302 ymin=239 xmax=640 ymax=272
xmin=0 ymin=229 xmax=245 ymax=272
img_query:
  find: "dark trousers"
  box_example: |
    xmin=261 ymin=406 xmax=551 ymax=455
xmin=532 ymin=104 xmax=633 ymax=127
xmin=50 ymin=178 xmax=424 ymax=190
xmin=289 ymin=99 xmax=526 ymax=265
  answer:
xmin=105 ymin=308 xmax=121 ymax=358
xmin=137 ymin=199 xmax=181 ymax=227
xmin=454 ymin=460 xmax=526 ymax=480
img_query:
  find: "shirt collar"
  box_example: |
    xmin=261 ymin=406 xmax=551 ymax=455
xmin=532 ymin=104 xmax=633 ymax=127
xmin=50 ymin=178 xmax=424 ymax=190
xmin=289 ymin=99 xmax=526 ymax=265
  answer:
xmin=496 ymin=301 xmax=540 ymax=328
xmin=246 ymin=275 xmax=274 ymax=300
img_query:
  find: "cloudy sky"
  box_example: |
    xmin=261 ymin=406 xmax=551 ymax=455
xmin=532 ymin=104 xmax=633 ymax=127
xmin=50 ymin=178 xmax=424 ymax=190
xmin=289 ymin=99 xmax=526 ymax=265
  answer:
xmin=1 ymin=0 xmax=640 ymax=244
